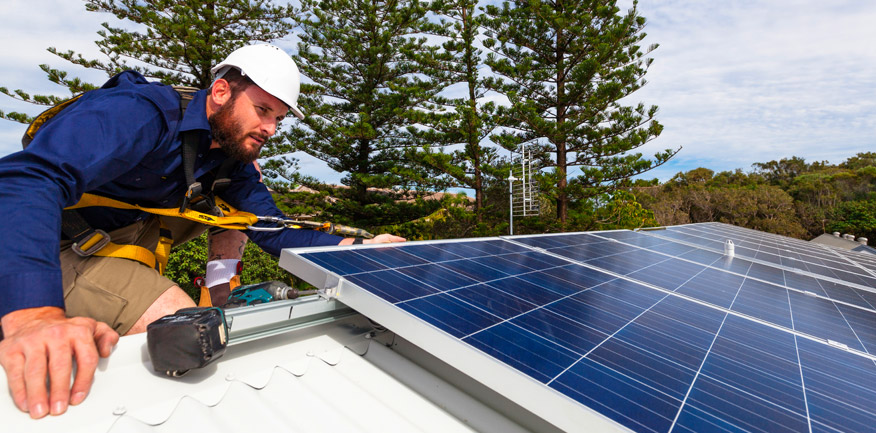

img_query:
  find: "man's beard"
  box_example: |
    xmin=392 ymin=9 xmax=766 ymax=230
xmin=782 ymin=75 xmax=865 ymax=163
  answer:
xmin=208 ymin=98 xmax=267 ymax=163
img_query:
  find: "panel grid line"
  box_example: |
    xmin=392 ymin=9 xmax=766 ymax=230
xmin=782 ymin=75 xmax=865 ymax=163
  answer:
xmin=668 ymin=266 xmax=749 ymax=431
xmin=673 ymin=224 xmax=868 ymax=277
xmin=592 ymin=231 xmax=876 ymax=318
xmin=512 ymin=233 xmax=876 ymax=361
xmin=637 ymin=230 xmax=876 ymax=312
xmin=544 ymin=249 xmax=725 ymax=380
xmin=792 ymin=334 xmax=814 ymax=433
xmin=786 ymin=280 xmax=816 ymax=433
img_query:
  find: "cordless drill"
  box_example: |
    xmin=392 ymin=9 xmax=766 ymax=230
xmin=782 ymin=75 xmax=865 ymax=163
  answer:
xmin=147 ymin=280 xmax=317 ymax=376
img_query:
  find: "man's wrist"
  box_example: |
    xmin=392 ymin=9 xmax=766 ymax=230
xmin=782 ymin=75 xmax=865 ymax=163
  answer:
xmin=1 ymin=306 xmax=66 ymax=336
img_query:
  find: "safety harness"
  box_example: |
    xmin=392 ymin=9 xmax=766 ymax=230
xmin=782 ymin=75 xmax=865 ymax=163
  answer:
xmin=23 ymin=85 xmax=262 ymax=274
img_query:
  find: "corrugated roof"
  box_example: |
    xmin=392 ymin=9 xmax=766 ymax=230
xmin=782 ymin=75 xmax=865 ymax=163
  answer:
xmin=810 ymin=233 xmax=871 ymax=250
xmin=1 ymin=306 xmax=539 ymax=433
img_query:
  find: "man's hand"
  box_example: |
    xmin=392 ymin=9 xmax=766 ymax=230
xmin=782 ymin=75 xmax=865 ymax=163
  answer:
xmin=364 ymin=234 xmax=406 ymax=244
xmin=339 ymin=233 xmax=406 ymax=245
xmin=0 ymin=307 xmax=118 ymax=419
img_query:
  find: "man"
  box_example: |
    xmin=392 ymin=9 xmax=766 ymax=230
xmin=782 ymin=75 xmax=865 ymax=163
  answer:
xmin=0 ymin=44 xmax=404 ymax=419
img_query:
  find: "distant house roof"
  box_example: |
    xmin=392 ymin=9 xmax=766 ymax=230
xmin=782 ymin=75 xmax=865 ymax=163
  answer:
xmin=810 ymin=232 xmax=876 ymax=254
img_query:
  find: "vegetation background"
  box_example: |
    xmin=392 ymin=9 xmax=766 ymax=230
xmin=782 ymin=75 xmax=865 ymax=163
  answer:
xmin=2 ymin=0 xmax=873 ymax=301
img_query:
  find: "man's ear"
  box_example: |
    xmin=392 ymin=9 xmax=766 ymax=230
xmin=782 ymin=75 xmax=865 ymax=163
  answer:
xmin=210 ymin=79 xmax=233 ymax=106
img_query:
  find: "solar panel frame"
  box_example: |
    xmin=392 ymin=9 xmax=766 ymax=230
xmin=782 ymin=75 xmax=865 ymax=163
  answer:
xmin=281 ymin=237 xmax=626 ymax=432
xmin=279 ymin=226 xmax=876 ymax=433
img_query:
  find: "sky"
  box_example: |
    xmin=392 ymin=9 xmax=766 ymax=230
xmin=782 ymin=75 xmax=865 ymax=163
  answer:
xmin=1 ymin=0 xmax=875 ymax=185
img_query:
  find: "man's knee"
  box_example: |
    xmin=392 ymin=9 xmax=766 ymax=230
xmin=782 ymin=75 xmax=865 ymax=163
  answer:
xmin=126 ymin=286 xmax=196 ymax=335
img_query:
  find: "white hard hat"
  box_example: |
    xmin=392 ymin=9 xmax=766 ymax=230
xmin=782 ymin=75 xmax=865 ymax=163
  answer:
xmin=211 ymin=44 xmax=305 ymax=119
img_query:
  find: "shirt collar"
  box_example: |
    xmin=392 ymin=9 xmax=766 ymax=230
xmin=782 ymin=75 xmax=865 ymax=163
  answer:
xmin=178 ymin=89 xmax=211 ymax=133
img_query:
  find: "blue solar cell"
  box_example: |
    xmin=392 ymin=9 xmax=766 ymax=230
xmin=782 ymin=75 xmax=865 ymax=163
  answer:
xmin=548 ymin=290 xmax=650 ymax=335
xmin=789 ymin=291 xmax=865 ymax=352
xmin=522 ymin=265 xmax=615 ymax=295
xmin=819 ymin=280 xmax=874 ymax=309
xmin=302 ymin=250 xmax=387 ymax=275
xmin=674 ymin=268 xmax=744 ymax=308
xmin=551 ymin=357 xmax=681 ymax=433
xmin=345 ymin=270 xmax=439 ymax=303
xmin=401 ymin=244 xmax=466 ymax=262
xmin=508 ymin=235 xmax=567 ymax=249
xmin=783 ymin=272 xmax=827 ymax=296
xmin=597 ymin=232 xmax=673 ymax=250
xmin=857 ymin=289 xmax=876 ymax=311
xmin=758 ymin=245 xmax=781 ymax=256
xmin=797 ymin=338 xmax=876 ymax=432
xmin=709 ymin=256 xmax=753 ymax=276
xmin=513 ymin=233 xmax=601 ymax=249
xmin=399 ymin=293 xmax=501 ymax=338
xmin=510 ymin=307 xmax=609 ymax=354
xmin=363 ymin=246 xmax=429 ymax=268
xmin=591 ymin=278 xmax=668 ymax=310
xmin=469 ymin=254 xmax=548 ymax=276
xmin=588 ymin=332 xmax=697 ymax=400
xmin=432 ymin=241 xmax=508 ymax=258
xmin=628 ymin=259 xmax=707 ymax=291
xmin=780 ymin=255 xmax=809 ymax=270
xmin=585 ymin=248 xmax=669 ymax=275
xmin=693 ymin=316 xmax=807 ymax=422
xmin=464 ymin=322 xmax=579 ymax=382
xmin=626 ymin=304 xmax=719 ymax=364
xmin=835 ymin=304 xmax=876 ymax=355
xmin=746 ymin=262 xmax=786 ymax=286
xmin=553 ymin=240 xmax=638 ymax=262
xmin=856 ymin=274 xmax=876 ymax=289
xmin=642 ymin=241 xmax=699 ymax=257
xmin=485 ymin=277 xmax=566 ymax=306
xmin=678 ymin=375 xmax=808 ymax=433
xmin=735 ymin=246 xmax=760 ymax=259
xmin=592 ymin=230 xmax=642 ymax=241
xmin=456 ymin=239 xmax=531 ymax=256
xmin=503 ymin=251 xmax=571 ymax=269
xmin=677 ymin=249 xmax=722 ymax=266
xmin=672 ymin=404 xmax=769 ymax=433
xmin=647 ymin=296 xmax=725 ymax=337
xmin=396 ymin=263 xmax=478 ymax=291
xmin=451 ymin=284 xmax=536 ymax=319
xmin=730 ymin=279 xmax=793 ymax=329
xmin=753 ymin=250 xmax=782 ymax=265
xmin=439 ymin=258 xmax=511 ymax=282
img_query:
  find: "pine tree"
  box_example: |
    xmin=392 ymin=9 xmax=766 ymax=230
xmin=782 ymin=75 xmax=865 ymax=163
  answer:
xmin=482 ymin=0 xmax=676 ymax=224
xmin=276 ymin=0 xmax=444 ymax=208
xmin=403 ymin=0 xmax=499 ymax=221
xmin=1 ymin=0 xmax=296 ymax=123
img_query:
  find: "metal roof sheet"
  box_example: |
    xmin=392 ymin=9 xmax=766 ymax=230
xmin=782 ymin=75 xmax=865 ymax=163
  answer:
xmin=1 ymin=309 xmax=536 ymax=433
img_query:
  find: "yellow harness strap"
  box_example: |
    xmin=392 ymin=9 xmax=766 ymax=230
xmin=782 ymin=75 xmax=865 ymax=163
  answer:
xmin=66 ymin=193 xmax=258 ymax=274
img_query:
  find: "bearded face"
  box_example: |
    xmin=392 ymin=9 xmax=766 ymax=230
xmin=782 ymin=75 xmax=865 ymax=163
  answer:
xmin=208 ymin=93 xmax=268 ymax=163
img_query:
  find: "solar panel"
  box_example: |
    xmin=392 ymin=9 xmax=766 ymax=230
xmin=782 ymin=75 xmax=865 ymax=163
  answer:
xmin=279 ymin=224 xmax=876 ymax=432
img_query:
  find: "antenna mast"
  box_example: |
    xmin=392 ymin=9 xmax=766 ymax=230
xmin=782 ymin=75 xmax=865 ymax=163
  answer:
xmin=508 ymin=143 xmax=539 ymax=235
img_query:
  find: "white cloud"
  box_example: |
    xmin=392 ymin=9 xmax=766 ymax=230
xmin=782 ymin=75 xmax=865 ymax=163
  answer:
xmin=3 ymin=0 xmax=875 ymax=185
xmin=628 ymin=0 xmax=876 ymax=179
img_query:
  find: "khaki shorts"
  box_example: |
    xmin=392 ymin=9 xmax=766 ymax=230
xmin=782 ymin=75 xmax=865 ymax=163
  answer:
xmin=61 ymin=216 xmax=207 ymax=334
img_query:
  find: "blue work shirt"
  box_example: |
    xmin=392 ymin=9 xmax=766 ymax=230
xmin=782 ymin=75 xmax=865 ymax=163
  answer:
xmin=0 ymin=71 xmax=341 ymax=318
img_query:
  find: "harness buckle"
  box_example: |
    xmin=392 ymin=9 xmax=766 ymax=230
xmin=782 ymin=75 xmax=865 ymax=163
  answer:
xmin=246 ymin=216 xmax=287 ymax=232
xmin=72 ymin=229 xmax=111 ymax=257
xmin=179 ymin=182 xmax=203 ymax=214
